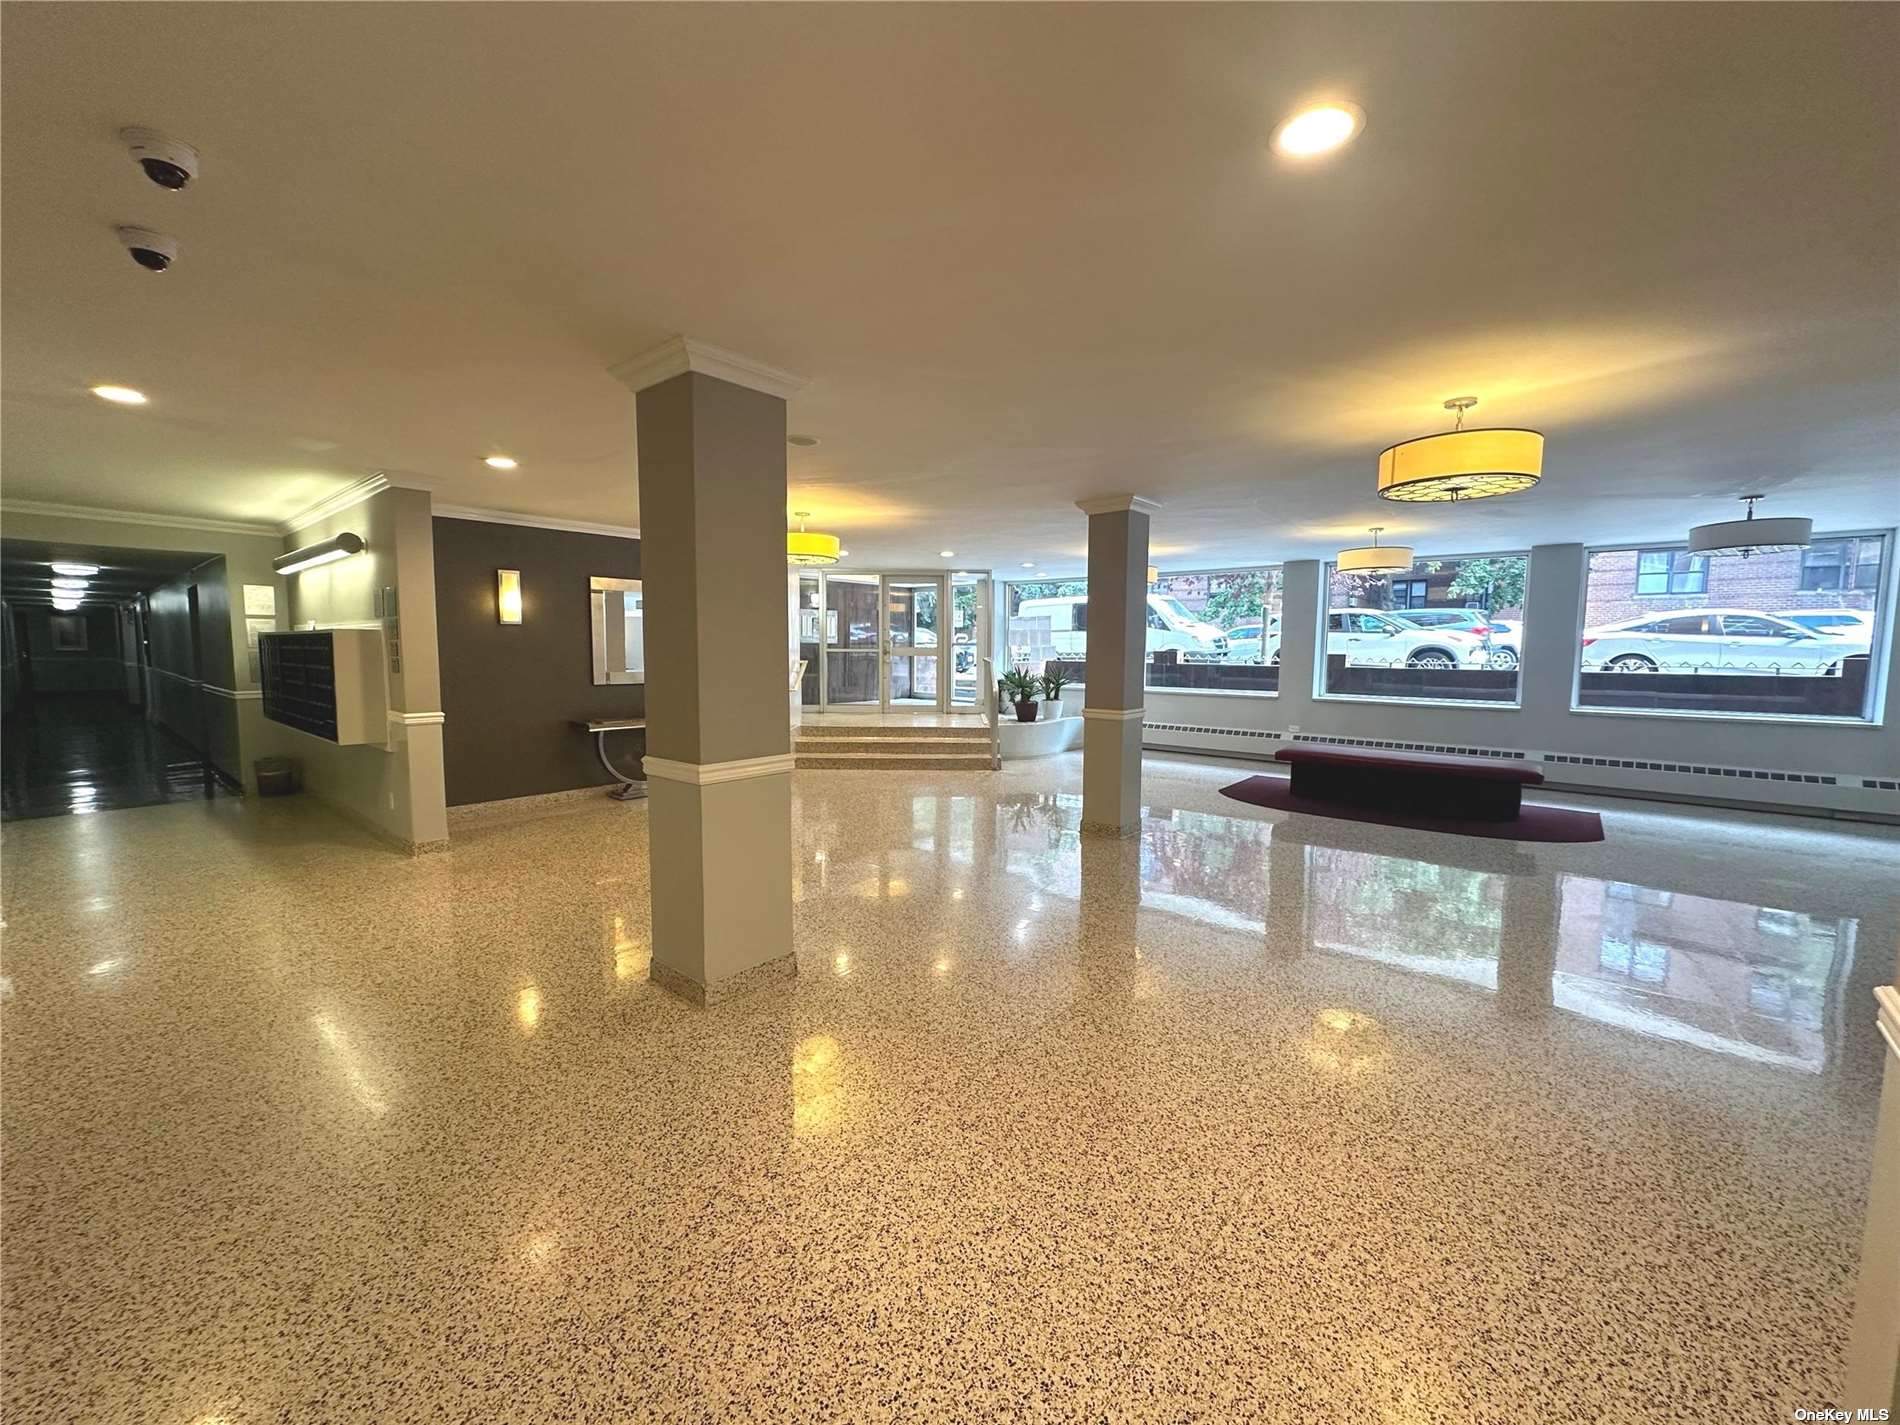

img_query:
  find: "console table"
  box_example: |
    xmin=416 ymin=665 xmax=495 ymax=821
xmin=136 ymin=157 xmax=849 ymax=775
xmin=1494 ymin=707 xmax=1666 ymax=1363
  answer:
xmin=575 ymin=718 xmax=648 ymax=801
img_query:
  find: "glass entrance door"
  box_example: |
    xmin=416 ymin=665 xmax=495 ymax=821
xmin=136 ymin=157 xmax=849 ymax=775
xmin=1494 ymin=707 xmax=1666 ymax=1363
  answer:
xmin=949 ymin=573 xmax=983 ymax=708
xmin=882 ymin=575 xmax=943 ymax=711
xmin=822 ymin=573 xmax=880 ymax=707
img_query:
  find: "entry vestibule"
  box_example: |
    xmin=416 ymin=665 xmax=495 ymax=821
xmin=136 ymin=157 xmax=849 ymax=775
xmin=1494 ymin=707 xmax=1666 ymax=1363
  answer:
xmin=795 ymin=571 xmax=991 ymax=715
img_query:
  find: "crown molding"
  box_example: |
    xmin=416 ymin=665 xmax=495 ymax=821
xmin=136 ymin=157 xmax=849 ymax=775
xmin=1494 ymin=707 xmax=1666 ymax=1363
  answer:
xmin=281 ymin=473 xmax=390 ymax=535
xmin=0 ymin=498 xmax=282 ymax=538
xmin=609 ymin=336 xmax=807 ymax=400
xmin=1076 ymin=494 xmax=1162 ymax=516
xmin=433 ymin=505 xmax=641 ymax=541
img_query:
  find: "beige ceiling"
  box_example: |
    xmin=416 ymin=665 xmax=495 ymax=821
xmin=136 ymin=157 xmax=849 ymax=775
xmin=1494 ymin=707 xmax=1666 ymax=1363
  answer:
xmin=3 ymin=3 xmax=1896 ymax=576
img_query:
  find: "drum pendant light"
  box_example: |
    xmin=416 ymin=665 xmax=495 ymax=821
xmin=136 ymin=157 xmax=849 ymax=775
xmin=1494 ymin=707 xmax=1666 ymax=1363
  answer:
xmin=1377 ymin=397 xmax=1543 ymax=503
xmin=1687 ymin=494 xmax=1812 ymax=558
xmin=786 ymin=512 xmax=841 ymax=566
xmin=1336 ymin=526 xmax=1414 ymax=574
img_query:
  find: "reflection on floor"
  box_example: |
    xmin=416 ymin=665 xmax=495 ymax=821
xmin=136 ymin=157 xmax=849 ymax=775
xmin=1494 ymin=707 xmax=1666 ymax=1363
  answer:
xmin=1 ymin=752 xmax=1892 ymax=1422
xmin=0 ymin=691 xmax=227 ymax=821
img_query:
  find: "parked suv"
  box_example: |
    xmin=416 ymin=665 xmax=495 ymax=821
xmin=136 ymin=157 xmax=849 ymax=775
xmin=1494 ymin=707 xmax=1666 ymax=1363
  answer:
xmin=1391 ymin=609 xmax=1519 ymax=669
xmin=1580 ymin=608 xmax=1869 ymax=675
xmin=1014 ymin=593 xmax=1229 ymax=662
xmin=1325 ymin=608 xmax=1488 ymax=670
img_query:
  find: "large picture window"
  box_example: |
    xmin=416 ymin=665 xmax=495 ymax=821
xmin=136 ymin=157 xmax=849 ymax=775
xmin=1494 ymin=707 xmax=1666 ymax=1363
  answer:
xmin=1577 ymin=533 xmax=1888 ymax=721
xmin=1144 ymin=567 xmax=1282 ymax=693
xmin=1319 ymin=553 xmax=1527 ymax=704
xmin=1006 ymin=567 xmax=1285 ymax=694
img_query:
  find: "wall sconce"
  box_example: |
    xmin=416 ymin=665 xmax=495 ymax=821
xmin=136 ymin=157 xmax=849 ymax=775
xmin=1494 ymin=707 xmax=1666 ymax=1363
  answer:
xmin=496 ymin=568 xmax=523 ymax=624
xmin=274 ymin=531 xmax=365 ymax=575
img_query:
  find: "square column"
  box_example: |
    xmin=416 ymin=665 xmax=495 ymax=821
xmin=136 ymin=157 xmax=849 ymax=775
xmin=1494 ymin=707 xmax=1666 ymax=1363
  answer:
xmin=1077 ymin=494 xmax=1158 ymax=836
xmin=612 ymin=338 xmax=805 ymax=1005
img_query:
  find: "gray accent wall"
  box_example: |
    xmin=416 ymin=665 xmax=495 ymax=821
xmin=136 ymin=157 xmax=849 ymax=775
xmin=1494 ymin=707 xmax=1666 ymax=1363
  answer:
xmin=432 ymin=516 xmax=644 ymax=805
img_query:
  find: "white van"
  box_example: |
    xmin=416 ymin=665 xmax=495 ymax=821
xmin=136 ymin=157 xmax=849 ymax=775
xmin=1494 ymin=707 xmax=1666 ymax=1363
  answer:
xmin=1014 ymin=593 xmax=1229 ymax=662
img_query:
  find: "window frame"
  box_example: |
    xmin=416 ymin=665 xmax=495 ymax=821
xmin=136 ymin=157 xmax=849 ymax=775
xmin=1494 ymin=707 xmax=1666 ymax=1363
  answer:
xmin=1570 ymin=528 xmax=1895 ymax=727
xmin=1635 ymin=550 xmax=1710 ymax=596
xmin=1314 ymin=548 xmax=1531 ymax=710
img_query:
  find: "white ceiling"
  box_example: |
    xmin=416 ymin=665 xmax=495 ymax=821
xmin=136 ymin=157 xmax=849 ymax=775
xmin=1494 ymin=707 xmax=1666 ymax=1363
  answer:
xmin=3 ymin=3 xmax=1896 ymax=577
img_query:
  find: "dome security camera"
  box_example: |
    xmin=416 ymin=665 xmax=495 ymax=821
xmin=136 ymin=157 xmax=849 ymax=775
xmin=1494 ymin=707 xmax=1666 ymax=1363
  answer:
xmin=119 ymin=127 xmax=199 ymax=190
xmin=116 ymin=226 xmax=178 ymax=273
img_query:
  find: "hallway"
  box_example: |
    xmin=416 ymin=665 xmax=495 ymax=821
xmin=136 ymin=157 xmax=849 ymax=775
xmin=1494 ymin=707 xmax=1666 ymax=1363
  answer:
xmin=1 ymin=753 xmax=1889 ymax=1422
xmin=0 ymin=691 xmax=227 ymax=822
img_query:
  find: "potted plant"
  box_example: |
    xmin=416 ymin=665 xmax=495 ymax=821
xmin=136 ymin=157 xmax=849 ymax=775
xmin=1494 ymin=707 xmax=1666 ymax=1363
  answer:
xmin=1000 ymin=667 xmax=1043 ymax=722
xmin=1039 ymin=666 xmax=1071 ymax=719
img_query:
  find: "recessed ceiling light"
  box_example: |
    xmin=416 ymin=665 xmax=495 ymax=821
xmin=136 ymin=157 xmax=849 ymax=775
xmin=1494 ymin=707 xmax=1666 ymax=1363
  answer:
xmin=1020 ymin=561 xmax=1035 ymax=568
xmin=1273 ymin=102 xmax=1365 ymax=159
xmin=483 ymin=455 xmax=519 ymax=470
xmin=838 ymin=550 xmax=850 ymax=557
xmin=51 ymin=562 xmax=100 ymax=577
xmin=787 ymin=435 xmax=820 ymax=448
xmin=90 ymin=384 xmax=147 ymax=405
xmin=52 ymin=577 xmax=89 ymax=591
xmin=939 ymin=550 xmax=955 ymax=558
xmin=52 ymin=597 xmax=82 ymax=610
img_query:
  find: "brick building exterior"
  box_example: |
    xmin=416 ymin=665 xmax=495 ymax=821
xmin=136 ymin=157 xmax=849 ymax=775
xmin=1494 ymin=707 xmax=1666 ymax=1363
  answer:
xmin=1584 ymin=535 xmax=1885 ymax=626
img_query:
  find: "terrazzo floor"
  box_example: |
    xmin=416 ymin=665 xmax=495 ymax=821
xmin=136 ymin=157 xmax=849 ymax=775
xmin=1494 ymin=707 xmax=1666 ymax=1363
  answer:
xmin=2 ymin=752 xmax=1894 ymax=1423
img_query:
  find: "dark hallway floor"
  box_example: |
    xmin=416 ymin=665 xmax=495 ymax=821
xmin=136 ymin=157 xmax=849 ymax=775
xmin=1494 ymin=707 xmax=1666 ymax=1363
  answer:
xmin=0 ymin=692 xmax=230 ymax=821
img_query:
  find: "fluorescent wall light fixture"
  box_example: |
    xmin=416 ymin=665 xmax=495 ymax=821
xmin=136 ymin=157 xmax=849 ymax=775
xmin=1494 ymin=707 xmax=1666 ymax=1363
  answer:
xmin=497 ymin=568 xmax=523 ymax=624
xmin=1336 ymin=526 xmax=1414 ymax=574
xmin=1378 ymin=397 xmax=1543 ymax=503
xmin=1687 ymin=494 xmax=1812 ymax=557
xmin=274 ymin=531 xmax=366 ymax=576
xmin=51 ymin=562 xmax=101 ymax=577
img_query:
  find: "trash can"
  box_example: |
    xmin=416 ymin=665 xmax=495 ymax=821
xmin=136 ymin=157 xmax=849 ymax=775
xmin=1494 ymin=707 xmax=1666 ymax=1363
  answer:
xmin=254 ymin=756 xmax=302 ymax=796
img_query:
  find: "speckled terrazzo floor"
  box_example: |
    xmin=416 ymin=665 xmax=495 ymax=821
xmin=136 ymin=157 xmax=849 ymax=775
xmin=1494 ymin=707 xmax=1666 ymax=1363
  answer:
xmin=3 ymin=752 xmax=1895 ymax=1423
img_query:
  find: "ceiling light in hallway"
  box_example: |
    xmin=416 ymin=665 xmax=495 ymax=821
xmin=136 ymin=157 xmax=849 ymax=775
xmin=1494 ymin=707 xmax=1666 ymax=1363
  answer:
xmin=1377 ymin=397 xmax=1544 ymax=503
xmin=1273 ymin=102 xmax=1365 ymax=158
xmin=51 ymin=577 xmax=89 ymax=591
xmin=90 ymin=384 xmax=147 ymax=405
xmin=483 ymin=455 xmax=518 ymax=470
xmin=1687 ymin=494 xmax=1812 ymax=557
xmin=787 ymin=512 xmax=841 ymax=566
xmin=939 ymin=550 xmax=955 ymax=558
xmin=1336 ymin=526 xmax=1414 ymax=574
xmin=50 ymin=563 xmax=100 ymax=577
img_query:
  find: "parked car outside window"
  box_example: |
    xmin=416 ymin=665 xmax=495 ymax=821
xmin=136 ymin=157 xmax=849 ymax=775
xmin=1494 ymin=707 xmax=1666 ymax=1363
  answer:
xmin=1580 ymin=608 xmax=1869 ymax=675
xmin=1323 ymin=609 xmax=1487 ymax=670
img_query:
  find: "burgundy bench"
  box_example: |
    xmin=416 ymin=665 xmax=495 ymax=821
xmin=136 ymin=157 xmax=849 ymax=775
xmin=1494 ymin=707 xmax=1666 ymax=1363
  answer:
xmin=1274 ymin=744 xmax=1543 ymax=822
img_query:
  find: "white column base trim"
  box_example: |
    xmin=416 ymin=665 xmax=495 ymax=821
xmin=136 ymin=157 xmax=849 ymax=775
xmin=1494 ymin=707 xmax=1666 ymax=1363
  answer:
xmin=644 ymin=752 xmax=797 ymax=786
xmin=609 ymin=336 xmax=806 ymax=399
xmin=1081 ymin=706 xmax=1146 ymax=722
xmin=1877 ymin=985 xmax=1899 ymax=1061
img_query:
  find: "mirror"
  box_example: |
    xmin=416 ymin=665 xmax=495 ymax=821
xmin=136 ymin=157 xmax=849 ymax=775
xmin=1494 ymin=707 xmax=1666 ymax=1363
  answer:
xmin=590 ymin=576 xmax=645 ymax=685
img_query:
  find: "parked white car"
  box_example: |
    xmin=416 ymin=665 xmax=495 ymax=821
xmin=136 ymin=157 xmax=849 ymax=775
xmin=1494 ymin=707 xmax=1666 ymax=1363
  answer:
xmin=1580 ymin=608 xmax=1869 ymax=675
xmin=1015 ymin=593 xmax=1229 ymax=662
xmin=1222 ymin=617 xmax=1280 ymax=664
xmin=1774 ymin=609 xmax=1876 ymax=640
xmin=1325 ymin=608 xmax=1488 ymax=670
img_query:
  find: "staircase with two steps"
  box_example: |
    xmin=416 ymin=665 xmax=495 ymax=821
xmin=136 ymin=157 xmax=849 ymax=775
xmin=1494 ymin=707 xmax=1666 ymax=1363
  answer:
xmin=793 ymin=722 xmax=996 ymax=771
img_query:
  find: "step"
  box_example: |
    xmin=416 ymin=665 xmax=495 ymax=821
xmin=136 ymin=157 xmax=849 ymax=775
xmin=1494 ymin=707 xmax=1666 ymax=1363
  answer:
xmin=795 ymin=751 xmax=996 ymax=771
xmin=794 ymin=723 xmax=992 ymax=740
xmin=794 ymin=735 xmax=992 ymax=756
